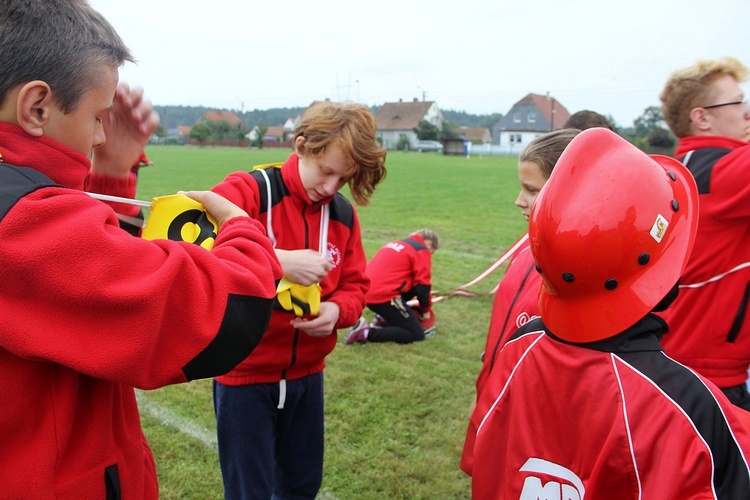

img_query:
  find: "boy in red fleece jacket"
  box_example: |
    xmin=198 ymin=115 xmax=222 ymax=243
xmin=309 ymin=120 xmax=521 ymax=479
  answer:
xmin=0 ymin=1 xmax=282 ymax=498
xmin=211 ymin=101 xmax=387 ymax=499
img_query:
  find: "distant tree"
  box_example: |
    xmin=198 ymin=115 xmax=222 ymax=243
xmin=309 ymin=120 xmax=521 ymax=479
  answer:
xmin=154 ymin=125 xmax=166 ymax=140
xmin=440 ymin=121 xmax=462 ymax=140
xmin=478 ymin=113 xmax=503 ymax=128
xmin=634 ymin=106 xmax=664 ymax=138
xmin=442 ymin=109 xmax=498 ymax=128
xmin=189 ymin=122 xmax=213 ymax=143
xmin=253 ymin=125 xmax=269 ymax=149
xmin=396 ymin=136 xmax=411 ymax=151
xmin=414 ymin=120 xmax=440 ymax=140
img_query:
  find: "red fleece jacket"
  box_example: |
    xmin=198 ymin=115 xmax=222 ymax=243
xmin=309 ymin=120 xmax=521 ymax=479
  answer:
xmin=0 ymin=122 xmax=282 ymax=499
xmin=212 ymin=155 xmax=368 ymax=385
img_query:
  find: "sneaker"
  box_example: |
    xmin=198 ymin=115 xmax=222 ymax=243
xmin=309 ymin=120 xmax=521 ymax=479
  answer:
xmin=370 ymin=315 xmax=388 ymax=328
xmin=424 ymin=326 xmax=437 ymax=339
xmin=344 ymin=317 xmax=369 ymax=344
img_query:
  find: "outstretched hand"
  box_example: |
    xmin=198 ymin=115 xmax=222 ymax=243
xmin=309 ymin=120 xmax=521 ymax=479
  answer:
xmin=92 ymin=84 xmax=159 ymax=177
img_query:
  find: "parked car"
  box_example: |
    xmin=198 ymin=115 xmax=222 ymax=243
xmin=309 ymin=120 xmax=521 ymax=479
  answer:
xmin=416 ymin=140 xmax=443 ymax=153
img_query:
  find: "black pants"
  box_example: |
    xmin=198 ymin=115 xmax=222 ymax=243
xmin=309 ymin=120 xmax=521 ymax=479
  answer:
xmin=367 ymin=295 xmax=425 ymax=344
xmin=722 ymin=383 xmax=750 ymax=411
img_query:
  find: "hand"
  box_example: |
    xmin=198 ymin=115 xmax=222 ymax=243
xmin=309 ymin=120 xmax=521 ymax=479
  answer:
xmin=180 ymin=190 xmax=248 ymax=229
xmin=289 ymin=302 xmax=340 ymax=337
xmin=276 ymin=249 xmax=332 ymax=285
xmin=91 ymin=84 xmax=159 ymax=177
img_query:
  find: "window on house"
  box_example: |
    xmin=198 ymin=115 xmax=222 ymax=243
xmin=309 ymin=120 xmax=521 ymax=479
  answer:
xmin=527 ymin=112 xmax=536 ymax=123
xmin=513 ymin=112 xmax=521 ymax=123
xmin=515 ymin=134 xmax=522 ymax=143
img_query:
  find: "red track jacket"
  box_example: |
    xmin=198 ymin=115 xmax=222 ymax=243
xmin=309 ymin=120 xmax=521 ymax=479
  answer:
xmin=461 ymin=241 xmax=541 ymax=472
xmin=659 ymin=135 xmax=750 ymax=388
xmin=0 ymin=122 xmax=282 ymax=498
xmin=466 ymin=316 xmax=750 ymax=499
xmin=213 ymin=155 xmax=368 ymax=384
xmin=365 ymin=232 xmax=433 ymax=310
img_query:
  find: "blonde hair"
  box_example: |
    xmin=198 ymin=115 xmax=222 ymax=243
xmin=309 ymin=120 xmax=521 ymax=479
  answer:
xmin=519 ymin=129 xmax=581 ymax=178
xmin=294 ymin=101 xmax=387 ymax=206
xmin=414 ymin=229 xmax=439 ymax=251
xmin=660 ymin=56 xmax=749 ymax=138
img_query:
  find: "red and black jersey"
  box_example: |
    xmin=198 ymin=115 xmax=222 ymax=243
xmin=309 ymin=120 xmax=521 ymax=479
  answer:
xmin=212 ymin=154 xmax=369 ymax=385
xmin=475 ymin=242 xmax=540 ymax=396
xmin=461 ymin=242 xmax=541 ymax=472
xmin=465 ymin=315 xmax=750 ymax=499
xmin=659 ymin=135 xmax=750 ymax=388
xmin=0 ymin=122 xmax=282 ymax=498
xmin=365 ymin=233 xmax=433 ymax=310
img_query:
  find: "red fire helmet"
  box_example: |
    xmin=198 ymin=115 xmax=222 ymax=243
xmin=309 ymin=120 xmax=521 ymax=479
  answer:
xmin=529 ymin=128 xmax=699 ymax=342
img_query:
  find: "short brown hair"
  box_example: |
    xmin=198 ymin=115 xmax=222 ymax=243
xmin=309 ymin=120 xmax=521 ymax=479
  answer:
xmin=660 ymin=56 xmax=749 ymax=138
xmin=414 ymin=229 xmax=439 ymax=251
xmin=0 ymin=0 xmax=133 ymax=114
xmin=564 ymin=110 xmax=614 ymax=131
xmin=519 ymin=129 xmax=581 ymax=178
xmin=294 ymin=101 xmax=387 ymax=206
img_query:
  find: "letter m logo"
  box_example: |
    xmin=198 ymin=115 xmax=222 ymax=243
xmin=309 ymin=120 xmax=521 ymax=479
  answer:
xmin=518 ymin=458 xmax=585 ymax=500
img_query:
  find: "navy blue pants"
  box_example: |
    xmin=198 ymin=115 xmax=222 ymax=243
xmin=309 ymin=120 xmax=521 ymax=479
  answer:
xmin=213 ymin=372 xmax=325 ymax=499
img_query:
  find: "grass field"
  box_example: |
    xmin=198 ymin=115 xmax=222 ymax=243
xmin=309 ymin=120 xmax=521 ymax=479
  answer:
xmin=134 ymin=145 xmax=527 ymax=499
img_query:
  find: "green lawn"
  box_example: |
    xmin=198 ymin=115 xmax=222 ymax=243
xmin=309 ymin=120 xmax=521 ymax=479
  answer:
xmin=135 ymin=145 xmax=526 ymax=499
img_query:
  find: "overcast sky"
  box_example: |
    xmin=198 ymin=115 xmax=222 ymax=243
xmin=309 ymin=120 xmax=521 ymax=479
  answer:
xmin=89 ymin=0 xmax=749 ymax=128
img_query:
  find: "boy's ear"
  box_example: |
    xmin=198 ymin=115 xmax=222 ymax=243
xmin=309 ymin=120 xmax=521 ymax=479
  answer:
xmin=688 ymin=106 xmax=711 ymax=134
xmin=294 ymin=135 xmax=306 ymax=155
xmin=17 ymin=81 xmax=53 ymax=137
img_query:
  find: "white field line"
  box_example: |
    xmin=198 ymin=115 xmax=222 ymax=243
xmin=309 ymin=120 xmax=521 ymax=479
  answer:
xmin=136 ymin=391 xmax=341 ymax=499
xmin=136 ymin=391 xmax=217 ymax=451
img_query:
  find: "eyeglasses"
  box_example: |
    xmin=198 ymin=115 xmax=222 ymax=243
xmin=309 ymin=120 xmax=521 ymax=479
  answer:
xmin=702 ymin=99 xmax=748 ymax=110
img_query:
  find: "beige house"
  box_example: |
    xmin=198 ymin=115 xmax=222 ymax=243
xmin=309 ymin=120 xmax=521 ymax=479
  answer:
xmin=375 ymin=98 xmax=444 ymax=150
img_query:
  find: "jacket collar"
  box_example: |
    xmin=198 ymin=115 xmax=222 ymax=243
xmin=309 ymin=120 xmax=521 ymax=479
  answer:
xmin=0 ymin=121 xmax=90 ymax=190
xmin=675 ymin=135 xmax=748 ymax=158
xmin=545 ymin=314 xmax=667 ymax=354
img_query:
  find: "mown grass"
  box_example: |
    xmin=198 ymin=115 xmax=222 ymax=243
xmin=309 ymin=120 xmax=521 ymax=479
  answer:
xmin=135 ymin=146 xmax=525 ymax=498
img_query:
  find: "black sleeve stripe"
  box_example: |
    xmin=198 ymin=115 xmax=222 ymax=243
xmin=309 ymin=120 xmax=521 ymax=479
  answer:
xmin=402 ymin=237 xmax=427 ymax=251
xmin=182 ymin=294 xmax=274 ymax=380
xmin=680 ymin=148 xmax=731 ymax=195
xmin=329 ymin=193 xmax=354 ymax=229
xmin=0 ymin=164 xmax=57 ymax=221
xmin=618 ymin=350 xmax=750 ymax=497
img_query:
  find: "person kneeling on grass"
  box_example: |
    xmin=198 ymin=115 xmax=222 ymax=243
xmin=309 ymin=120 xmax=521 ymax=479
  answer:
xmin=346 ymin=229 xmax=439 ymax=345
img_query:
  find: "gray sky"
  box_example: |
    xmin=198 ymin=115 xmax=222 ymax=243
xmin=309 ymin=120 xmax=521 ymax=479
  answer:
xmin=90 ymin=0 xmax=749 ymax=128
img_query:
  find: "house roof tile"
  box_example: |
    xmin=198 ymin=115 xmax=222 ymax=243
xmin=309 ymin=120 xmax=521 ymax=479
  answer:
xmin=375 ymin=99 xmax=434 ymax=131
xmin=201 ymin=110 xmax=242 ymax=126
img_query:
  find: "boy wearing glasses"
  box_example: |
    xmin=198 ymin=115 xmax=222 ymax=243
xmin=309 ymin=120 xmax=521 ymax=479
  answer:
xmin=658 ymin=56 xmax=750 ymax=410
